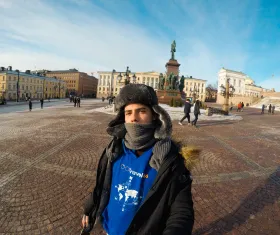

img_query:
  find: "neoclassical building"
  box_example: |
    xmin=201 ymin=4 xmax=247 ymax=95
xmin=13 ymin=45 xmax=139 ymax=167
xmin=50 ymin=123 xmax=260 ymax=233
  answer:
xmin=217 ymin=68 xmax=274 ymax=104
xmin=97 ymin=70 xmax=207 ymax=100
xmin=184 ymin=76 xmax=207 ymax=101
xmin=97 ymin=71 xmax=160 ymax=98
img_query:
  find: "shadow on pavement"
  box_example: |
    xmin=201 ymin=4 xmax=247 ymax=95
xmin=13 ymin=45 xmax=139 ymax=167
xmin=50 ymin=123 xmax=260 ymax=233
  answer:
xmin=193 ymin=167 xmax=280 ymax=234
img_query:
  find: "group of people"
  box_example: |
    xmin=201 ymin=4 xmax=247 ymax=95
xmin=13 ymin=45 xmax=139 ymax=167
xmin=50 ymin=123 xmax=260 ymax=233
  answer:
xmin=237 ymin=102 xmax=245 ymax=112
xmin=261 ymin=104 xmax=276 ymax=114
xmin=28 ymin=98 xmax=45 ymax=111
xmin=178 ymin=99 xmax=201 ymax=127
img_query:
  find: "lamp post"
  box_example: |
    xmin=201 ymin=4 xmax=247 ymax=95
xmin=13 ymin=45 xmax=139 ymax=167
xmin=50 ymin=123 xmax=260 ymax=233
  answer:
xmin=15 ymin=69 xmax=20 ymax=102
xmin=132 ymin=74 xmax=137 ymax=84
xmin=110 ymin=69 xmax=116 ymax=97
xmin=220 ymin=77 xmax=235 ymax=114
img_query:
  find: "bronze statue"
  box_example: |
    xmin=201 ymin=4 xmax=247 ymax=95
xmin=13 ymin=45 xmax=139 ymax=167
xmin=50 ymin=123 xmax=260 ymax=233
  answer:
xmin=171 ymin=40 xmax=176 ymax=60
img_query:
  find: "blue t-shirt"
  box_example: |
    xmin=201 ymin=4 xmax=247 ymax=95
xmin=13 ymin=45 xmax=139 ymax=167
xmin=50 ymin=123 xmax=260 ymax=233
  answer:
xmin=102 ymin=141 xmax=157 ymax=235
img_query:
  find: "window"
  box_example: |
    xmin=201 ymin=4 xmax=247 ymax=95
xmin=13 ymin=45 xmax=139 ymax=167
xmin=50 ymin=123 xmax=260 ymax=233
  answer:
xmin=13 ymin=85 xmax=16 ymax=90
xmin=100 ymin=75 xmax=102 ymax=79
xmin=9 ymin=76 xmax=11 ymax=81
xmin=26 ymin=86 xmax=28 ymax=90
xmin=239 ymin=80 xmax=241 ymax=86
xmin=186 ymin=82 xmax=188 ymax=85
xmin=8 ymin=84 xmax=11 ymax=90
xmin=99 ymin=87 xmax=101 ymax=91
xmin=2 ymin=77 xmax=4 ymax=81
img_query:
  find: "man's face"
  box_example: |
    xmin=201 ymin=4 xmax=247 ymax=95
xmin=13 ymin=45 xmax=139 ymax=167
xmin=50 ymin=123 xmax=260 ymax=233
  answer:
xmin=124 ymin=103 xmax=154 ymax=124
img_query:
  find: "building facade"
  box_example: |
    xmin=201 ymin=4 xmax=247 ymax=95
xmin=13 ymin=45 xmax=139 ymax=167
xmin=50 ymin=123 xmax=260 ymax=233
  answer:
xmin=217 ymin=68 xmax=274 ymax=105
xmin=45 ymin=69 xmax=98 ymax=97
xmin=183 ymin=76 xmax=207 ymax=101
xmin=97 ymin=71 xmax=160 ymax=98
xmin=0 ymin=66 xmax=66 ymax=101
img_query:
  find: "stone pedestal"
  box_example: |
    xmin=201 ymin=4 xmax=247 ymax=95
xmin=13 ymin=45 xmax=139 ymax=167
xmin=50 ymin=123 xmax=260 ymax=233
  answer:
xmin=165 ymin=59 xmax=180 ymax=76
xmin=156 ymin=90 xmax=182 ymax=105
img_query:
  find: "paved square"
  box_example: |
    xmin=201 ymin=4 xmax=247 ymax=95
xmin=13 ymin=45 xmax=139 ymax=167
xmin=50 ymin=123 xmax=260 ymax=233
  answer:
xmin=0 ymin=101 xmax=279 ymax=234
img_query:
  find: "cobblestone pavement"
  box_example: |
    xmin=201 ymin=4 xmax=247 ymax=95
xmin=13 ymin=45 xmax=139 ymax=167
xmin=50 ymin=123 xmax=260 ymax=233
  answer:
xmin=0 ymin=101 xmax=279 ymax=235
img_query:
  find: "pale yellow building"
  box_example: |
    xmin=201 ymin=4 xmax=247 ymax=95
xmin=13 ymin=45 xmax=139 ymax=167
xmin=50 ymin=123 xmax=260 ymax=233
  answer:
xmin=97 ymin=71 xmax=160 ymax=98
xmin=184 ymin=76 xmax=207 ymax=101
xmin=0 ymin=66 xmax=66 ymax=101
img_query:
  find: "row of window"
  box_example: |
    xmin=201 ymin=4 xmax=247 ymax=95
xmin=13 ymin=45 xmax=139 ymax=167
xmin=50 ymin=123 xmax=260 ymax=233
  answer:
xmin=185 ymin=82 xmax=204 ymax=87
xmin=99 ymin=76 xmax=159 ymax=86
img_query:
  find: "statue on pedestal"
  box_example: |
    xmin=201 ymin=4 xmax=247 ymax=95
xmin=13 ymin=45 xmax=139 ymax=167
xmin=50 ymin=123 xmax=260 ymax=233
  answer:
xmin=171 ymin=40 xmax=176 ymax=60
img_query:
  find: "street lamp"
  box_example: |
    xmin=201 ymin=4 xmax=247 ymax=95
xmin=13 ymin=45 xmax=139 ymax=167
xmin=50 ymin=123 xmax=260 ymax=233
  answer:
xmin=132 ymin=74 xmax=137 ymax=84
xmin=15 ymin=69 xmax=20 ymax=102
xmin=110 ymin=69 xmax=116 ymax=96
xmin=220 ymin=77 xmax=235 ymax=114
xmin=117 ymin=72 xmax=123 ymax=83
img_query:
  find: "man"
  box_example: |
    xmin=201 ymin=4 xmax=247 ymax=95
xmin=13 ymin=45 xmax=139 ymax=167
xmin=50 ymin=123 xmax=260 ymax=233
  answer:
xmin=40 ymin=98 xmax=44 ymax=109
xmin=191 ymin=99 xmax=200 ymax=127
xmin=261 ymin=104 xmax=265 ymax=114
xmin=77 ymin=97 xmax=81 ymax=108
xmin=74 ymin=97 xmax=77 ymax=107
xmin=268 ymin=104 xmax=272 ymax=114
xmin=179 ymin=99 xmax=192 ymax=126
xmin=82 ymin=84 xmax=194 ymax=235
xmin=28 ymin=98 xmax=32 ymax=111
xmin=272 ymin=105 xmax=275 ymax=114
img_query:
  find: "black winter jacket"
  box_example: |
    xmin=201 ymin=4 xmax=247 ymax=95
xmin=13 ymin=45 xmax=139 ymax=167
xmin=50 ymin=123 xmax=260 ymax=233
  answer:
xmin=84 ymin=138 xmax=194 ymax=235
xmin=184 ymin=102 xmax=192 ymax=114
xmin=193 ymin=103 xmax=200 ymax=116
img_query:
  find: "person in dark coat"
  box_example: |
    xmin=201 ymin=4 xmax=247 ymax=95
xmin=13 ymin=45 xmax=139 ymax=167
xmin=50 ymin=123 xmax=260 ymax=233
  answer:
xmin=77 ymin=97 xmax=81 ymax=107
xmin=81 ymin=84 xmax=194 ymax=235
xmin=28 ymin=99 xmax=32 ymax=111
xmin=191 ymin=99 xmax=201 ymax=127
xmin=272 ymin=105 xmax=275 ymax=114
xmin=241 ymin=102 xmax=244 ymax=112
xmin=40 ymin=98 xmax=44 ymax=109
xmin=261 ymin=104 xmax=265 ymax=114
xmin=268 ymin=104 xmax=272 ymax=114
xmin=179 ymin=99 xmax=192 ymax=126
xmin=74 ymin=97 xmax=77 ymax=107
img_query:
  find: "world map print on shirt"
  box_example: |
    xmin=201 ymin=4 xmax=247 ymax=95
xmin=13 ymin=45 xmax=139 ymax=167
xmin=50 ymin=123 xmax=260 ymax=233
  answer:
xmin=115 ymin=176 xmax=142 ymax=212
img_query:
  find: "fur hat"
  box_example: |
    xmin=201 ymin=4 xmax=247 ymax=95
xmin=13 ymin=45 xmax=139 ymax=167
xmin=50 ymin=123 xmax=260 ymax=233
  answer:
xmin=106 ymin=84 xmax=172 ymax=139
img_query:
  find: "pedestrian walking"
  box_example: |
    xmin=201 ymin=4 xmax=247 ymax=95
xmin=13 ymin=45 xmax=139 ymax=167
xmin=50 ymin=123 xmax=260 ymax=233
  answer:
xmin=77 ymin=97 xmax=81 ymax=107
xmin=81 ymin=84 xmax=194 ymax=235
xmin=40 ymin=98 xmax=44 ymax=109
xmin=237 ymin=102 xmax=242 ymax=112
xmin=74 ymin=97 xmax=77 ymax=107
xmin=191 ymin=99 xmax=201 ymax=127
xmin=268 ymin=104 xmax=272 ymax=114
xmin=179 ymin=99 xmax=192 ymax=125
xmin=241 ymin=102 xmax=244 ymax=112
xmin=272 ymin=105 xmax=275 ymax=114
xmin=261 ymin=104 xmax=265 ymax=114
xmin=28 ymin=99 xmax=32 ymax=111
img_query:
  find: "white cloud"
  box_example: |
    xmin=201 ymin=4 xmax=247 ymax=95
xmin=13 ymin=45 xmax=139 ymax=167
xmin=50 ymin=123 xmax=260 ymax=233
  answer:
xmin=1 ymin=0 xmax=277 ymax=91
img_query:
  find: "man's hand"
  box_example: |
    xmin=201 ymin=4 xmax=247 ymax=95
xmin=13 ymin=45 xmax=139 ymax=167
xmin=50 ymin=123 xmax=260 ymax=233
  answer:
xmin=81 ymin=215 xmax=89 ymax=228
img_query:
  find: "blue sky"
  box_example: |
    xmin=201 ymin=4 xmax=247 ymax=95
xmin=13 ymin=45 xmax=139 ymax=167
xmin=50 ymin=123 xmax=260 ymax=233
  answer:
xmin=0 ymin=0 xmax=279 ymax=90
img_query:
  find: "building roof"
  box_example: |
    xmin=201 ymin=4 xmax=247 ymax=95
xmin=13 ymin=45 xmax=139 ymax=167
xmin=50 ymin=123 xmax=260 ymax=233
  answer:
xmin=0 ymin=70 xmax=65 ymax=83
xmin=46 ymin=69 xmax=79 ymax=73
xmin=184 ymin=76 xmax=207 ymax=82
xmin=220 ymin=67 xmax=246 ymax=75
